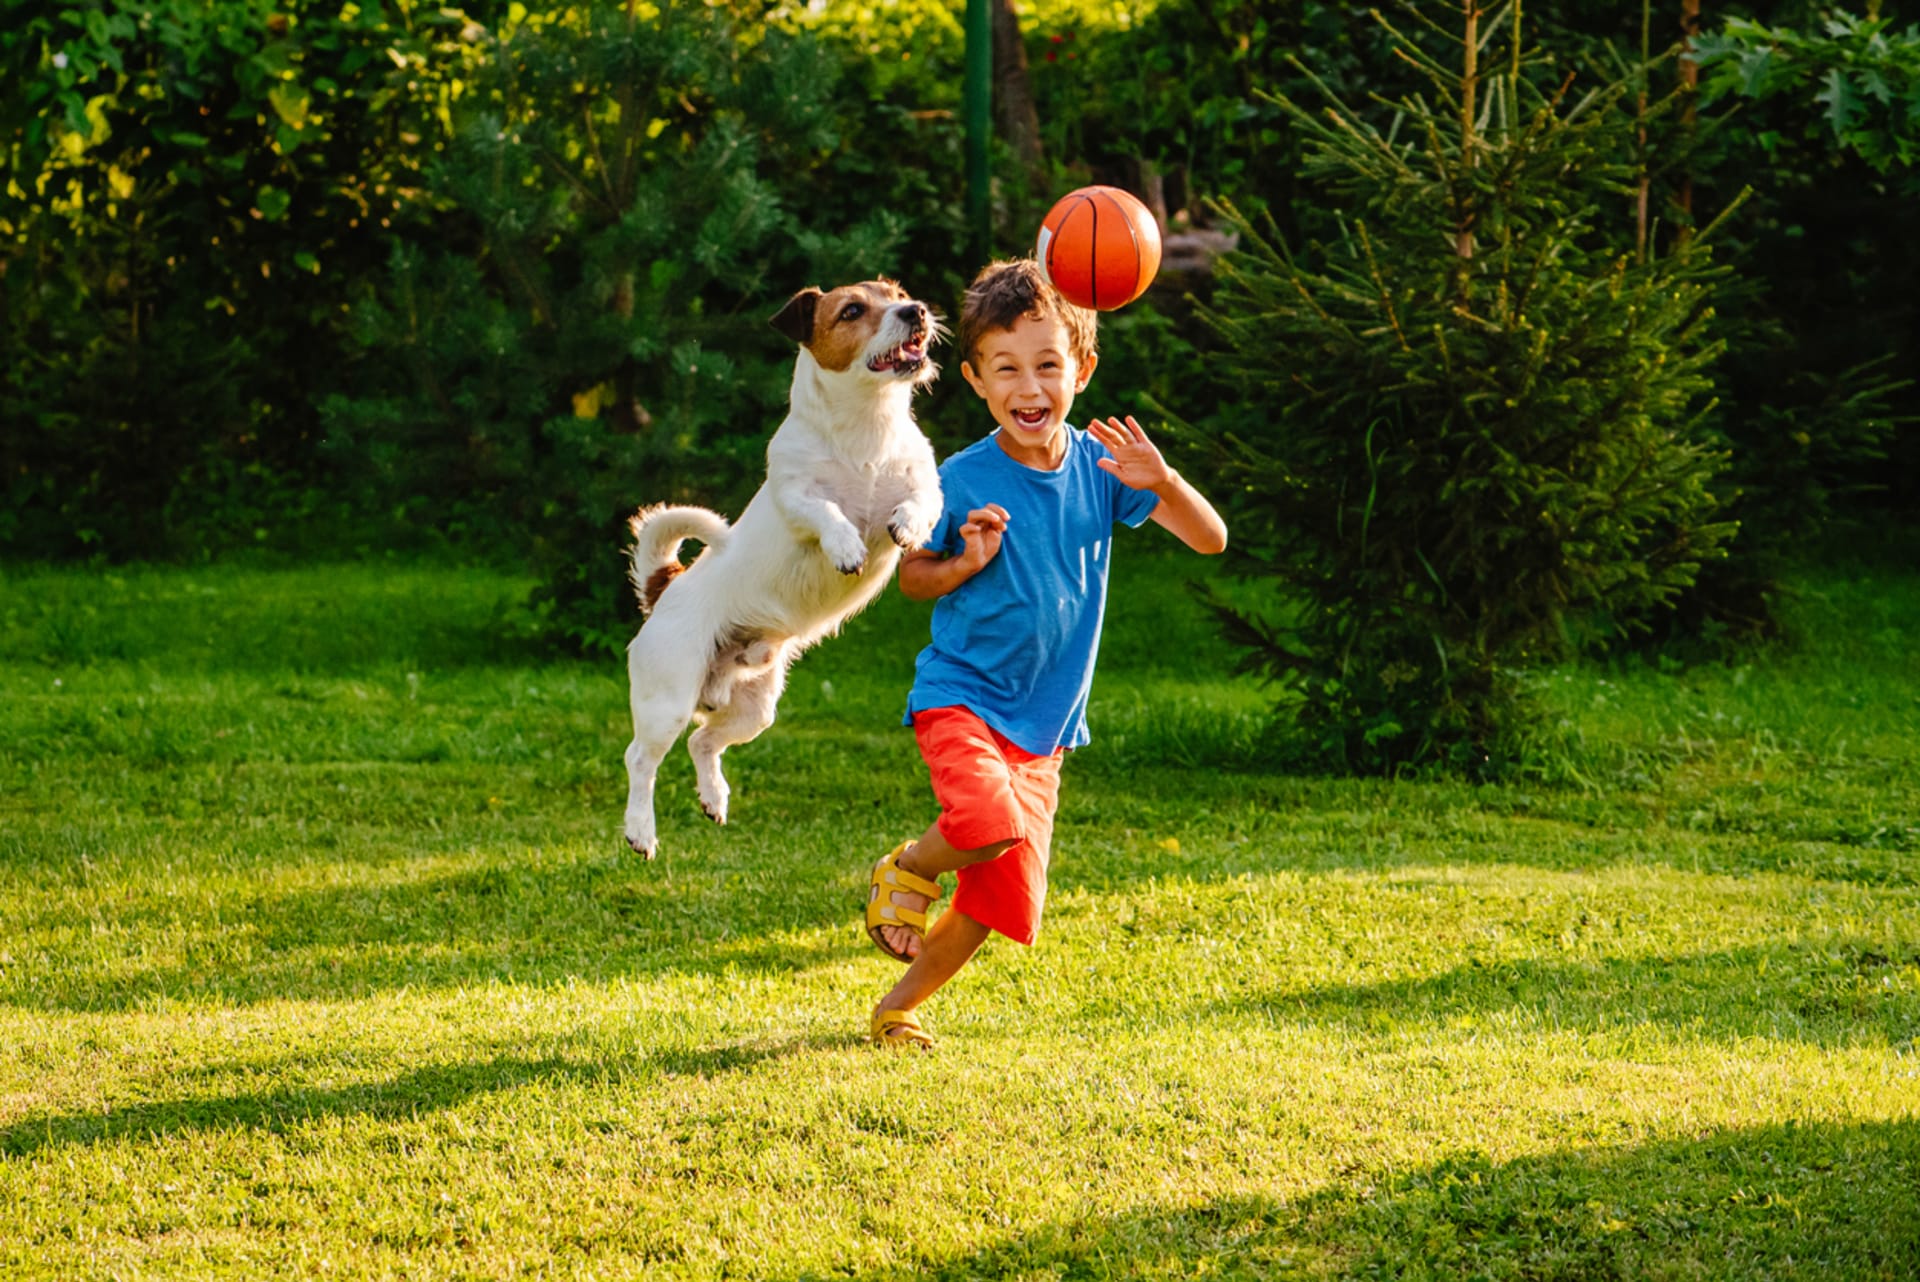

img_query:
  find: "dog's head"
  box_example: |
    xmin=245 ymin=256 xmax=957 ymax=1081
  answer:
xmin=769 ymin=279 xmax=938 ymax=389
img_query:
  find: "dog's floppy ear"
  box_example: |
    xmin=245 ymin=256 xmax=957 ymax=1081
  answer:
xmin=769 ymin=287 xmax=823 ymax=346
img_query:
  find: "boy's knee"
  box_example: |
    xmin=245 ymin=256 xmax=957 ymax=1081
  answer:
xmin=961 ymin=836 xmax=1018 ymax=865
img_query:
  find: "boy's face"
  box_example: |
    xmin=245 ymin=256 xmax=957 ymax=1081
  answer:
xmin=961 ymin=312 xmax=1097 ymax=469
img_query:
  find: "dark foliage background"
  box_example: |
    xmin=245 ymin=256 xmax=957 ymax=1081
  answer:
xmin=3 ymin=0 xmax=1914 ymax=761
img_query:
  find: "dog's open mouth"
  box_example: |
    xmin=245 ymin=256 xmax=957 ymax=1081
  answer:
xmin=868 ymin=333 xmax=930 ymax=374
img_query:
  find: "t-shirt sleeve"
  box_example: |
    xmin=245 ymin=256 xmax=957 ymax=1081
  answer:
xmin=924 ymin=465 xmax=966 ymax=554
xmin=1110 ymin=468 xmax=1161 ymax=529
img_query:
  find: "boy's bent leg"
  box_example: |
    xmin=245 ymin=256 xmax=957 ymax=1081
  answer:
xmin=877 ymin=823 xmax=1015 ymax=960
xmin=873 ymin=907 xmax=993 ymax=1045
xmin=904 ymin=822 xmax=1017 ymax=878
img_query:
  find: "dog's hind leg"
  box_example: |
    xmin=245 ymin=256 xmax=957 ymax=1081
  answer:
xmin=687 ymin=650 xmax=791 ymax=826
xmin=623 ymin=628 xmax=707 ymax=859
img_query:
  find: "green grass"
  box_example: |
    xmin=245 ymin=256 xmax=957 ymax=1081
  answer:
xmin=1 ymin=550 xmax=1916 ymax=1279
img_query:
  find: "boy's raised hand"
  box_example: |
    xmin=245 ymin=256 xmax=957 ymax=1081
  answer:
xmin=957 ymin=504 xmax=1010 ymax=571
xmin=1091 ymin=416 xmax=1173 ymax=490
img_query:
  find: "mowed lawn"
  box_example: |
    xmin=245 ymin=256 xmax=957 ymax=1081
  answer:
xmin=1 ymin=548 xmax=1915 ymax=1280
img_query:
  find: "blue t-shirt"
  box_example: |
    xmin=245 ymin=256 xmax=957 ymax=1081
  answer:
xmin=904 ymin=427 xmax=1160 ymax=755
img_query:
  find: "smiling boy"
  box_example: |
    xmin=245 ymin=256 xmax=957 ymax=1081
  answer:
xmin=862 ymin=257 xmax=1228 ymax=1048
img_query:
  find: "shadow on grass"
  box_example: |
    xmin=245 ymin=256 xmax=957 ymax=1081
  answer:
xmin=0 ymin=1037 xmax=840 ymax=1159
xmin=0 ymin=563 xmax=552 ymax=675
xmin=1210 ymin=941 xmax=1920 ymax=1051
xmin=828 ymin=1118 xmax=1920 ymax=1280
xmin=13 ymin=766 xmax=1917 ymax=1019
xmin=1058 ymin=764 xmax=1918 ymax=888
xmin=6 ymin=839 xmax=887 ymax=1013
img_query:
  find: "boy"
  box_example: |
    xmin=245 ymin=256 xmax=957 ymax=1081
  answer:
xmin=863 ymin=258 xmax=1229 ymax=1049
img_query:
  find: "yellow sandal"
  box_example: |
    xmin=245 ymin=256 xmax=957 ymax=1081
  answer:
xmin=871 ymin=1008 xmax=935 ymax=1050
xmin=865 ymin=840 xmax=941 ymax=962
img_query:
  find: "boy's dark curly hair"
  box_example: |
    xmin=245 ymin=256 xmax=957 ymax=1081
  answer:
xmin=957 ymin=258 xmax=1099 ymax=369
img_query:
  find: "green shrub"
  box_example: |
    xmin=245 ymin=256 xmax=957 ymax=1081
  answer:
xmin=0 ymin=0 xmax=481 ymax=557
xmin=320 ymin=3 xmax=968 ymax=653
xmin=1178 ymin=8 xmax=1739 ymax=773
xmin=1687 ymin=10 xmax=1918 ymax=549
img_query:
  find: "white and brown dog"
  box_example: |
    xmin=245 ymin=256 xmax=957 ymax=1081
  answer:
xmin=621 ymin=279 xmax=942 ymax=858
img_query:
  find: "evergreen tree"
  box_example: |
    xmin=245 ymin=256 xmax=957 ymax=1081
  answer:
xmin=1184 ymin=1 xmax=1739 ymax=772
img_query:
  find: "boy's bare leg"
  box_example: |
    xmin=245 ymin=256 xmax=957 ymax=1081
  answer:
xmin=872 ymin=906 xmax=992 ymax=1040
xmin=877 ymin=822 xmax=1015 ymax=960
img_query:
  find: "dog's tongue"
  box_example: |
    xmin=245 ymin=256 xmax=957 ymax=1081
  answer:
xmin=873 ymin=338 xmax=926 ymax=372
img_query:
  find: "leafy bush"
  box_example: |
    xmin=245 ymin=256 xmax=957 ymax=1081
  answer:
xmin=0 ymin=0 xmax=481 ymax=557
xmin=1022 ymin=0 xmax=1359 ymax=232
xmin=1177 ymin=8 xmax=1738 ymax=772
xmin=1687 ymin=9 xmax=1918 ymax=545
xmin=321 ymin=3 xmax=969 ymax=653
xmin=1695 ymin=11 xmax=1920 ymax=189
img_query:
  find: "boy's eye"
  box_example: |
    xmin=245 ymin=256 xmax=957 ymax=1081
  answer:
xmin=839 ymin=303 xmax=865 ymax=322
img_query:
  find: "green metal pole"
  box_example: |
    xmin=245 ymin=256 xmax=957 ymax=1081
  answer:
xmin=964 ymin=0 xmax=992 ymax=265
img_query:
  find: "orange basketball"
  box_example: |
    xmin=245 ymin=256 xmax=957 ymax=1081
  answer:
xmin=1036 ymin=186 xmax=1162 ymax=311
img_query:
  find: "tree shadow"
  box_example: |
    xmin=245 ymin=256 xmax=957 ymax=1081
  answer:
xmin=7 ymin=840 xmax=881 ymax=1013
xmin=1207 ymin=940 xmax=1920 ymax=1051
xmin=1053 ymin=764 xmax=1917 ymax=891
xmin=8 ymin=701 xmax=1911 ymax=1017
xmin=822 ymin=1118 xmax=1919 ymax=1280
xmin=0 ymin=1034 xmax=838 ymax=1159
xmin=3 ymin=563 xmax=553 ymax=675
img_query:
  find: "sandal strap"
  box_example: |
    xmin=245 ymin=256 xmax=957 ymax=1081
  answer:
xmin=876 ymin=846 xmax=941 ymax=900
xmin=867 ymin=897 xmax=929 ymax=931
xmin=872 ymin=1009 xmax=934 ymax=1047
xmin=864 ymin=841 xmax=939 ymax=962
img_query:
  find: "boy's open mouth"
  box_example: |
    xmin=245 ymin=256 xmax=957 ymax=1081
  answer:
xmin=1011 ymin=408 xmax=1050 ymax=430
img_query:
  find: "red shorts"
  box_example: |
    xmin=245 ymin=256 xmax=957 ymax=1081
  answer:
xmin=913 ymin=705 xmax=1064 ymax=946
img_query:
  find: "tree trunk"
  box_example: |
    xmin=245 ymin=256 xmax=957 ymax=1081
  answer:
xmin=991 ymin=0 xmax=1045 ymax=193
xmin=1456 ymin=0 xmax=1479 ymax=279
xmin=1635 ymin=0 xmax=1651 ymax=261
xmin=1675 ymin=0 xmax=1701 ymax=244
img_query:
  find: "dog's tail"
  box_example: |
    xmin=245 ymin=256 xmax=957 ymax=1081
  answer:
xmin=628 ymin=504 xmax=730 ymax=615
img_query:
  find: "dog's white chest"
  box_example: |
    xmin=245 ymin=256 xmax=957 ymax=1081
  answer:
xmin=816 ymin=453 xmax=914 ymax=534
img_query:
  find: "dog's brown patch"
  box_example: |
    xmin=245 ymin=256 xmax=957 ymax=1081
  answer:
xmin=805 ymin=279 xmax=909 ymax=372
xmin=641 ymin=562 xmax=684 ymax=614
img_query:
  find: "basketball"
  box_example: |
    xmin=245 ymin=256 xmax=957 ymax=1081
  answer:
xmin=1035 ymin=186 xmax=1162 ymax=311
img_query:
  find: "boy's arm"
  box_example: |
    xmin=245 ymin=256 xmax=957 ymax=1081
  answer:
xmin=898 ymin=504 xmax=1011 ymax=600
xmin=1145 ymin=470 xmax=1229 ymax=555
xmin=1089 ymin=416 xmax=1229 ymax=555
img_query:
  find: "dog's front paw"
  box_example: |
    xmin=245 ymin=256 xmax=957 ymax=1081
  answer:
xmin=887 ymin=502 xmax=936 ymax=552
xmin=822 ymin=524 xmax=868 ymax=576
xmin=888 ymin=519 xmax=931 ymax=551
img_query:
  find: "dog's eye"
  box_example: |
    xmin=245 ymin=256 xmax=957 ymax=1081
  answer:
xmin=839 ymin=303 xmax=865 ymax=322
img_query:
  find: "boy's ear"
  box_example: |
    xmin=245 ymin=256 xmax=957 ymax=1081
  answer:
xmin=769 ymin=287 xmax=823 ymax=346
xmin=1075 ymin=353 xmax=1098 ymax=392
xmin=960 ymin=360 xmax=988 ymax=399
